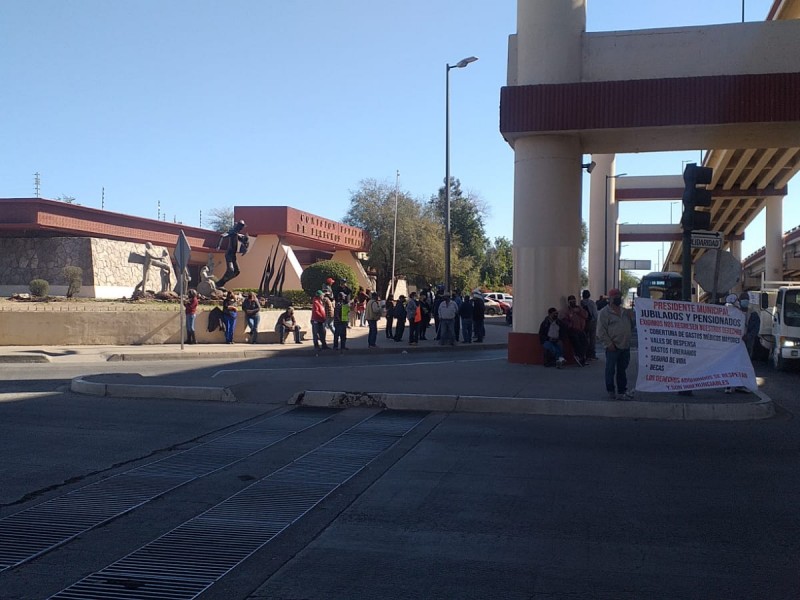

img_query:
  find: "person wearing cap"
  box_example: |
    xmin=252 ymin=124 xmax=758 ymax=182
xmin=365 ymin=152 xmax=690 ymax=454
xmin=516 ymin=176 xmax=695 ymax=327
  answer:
xmin=310 ymin=290 xmax=329 ymax=350
xmin=333 ymin=278 xmax=352 ymax=304
xmin=597 ymin=288 xmax=635 ymax=400
xmin=332 ymin=292 xmax=350 ymax=351
xmin=392 ymin=295 xmax=407 ymax=342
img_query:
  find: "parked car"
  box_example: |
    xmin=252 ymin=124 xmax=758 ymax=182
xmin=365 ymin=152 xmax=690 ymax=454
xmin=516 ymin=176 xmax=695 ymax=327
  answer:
xmin=498 ymin=300 xmax=511 ymax=315
xmin=482 ymin=296 xmax=504 ymax=316
xmin=484 ymin=292 xmax=513 ymax=308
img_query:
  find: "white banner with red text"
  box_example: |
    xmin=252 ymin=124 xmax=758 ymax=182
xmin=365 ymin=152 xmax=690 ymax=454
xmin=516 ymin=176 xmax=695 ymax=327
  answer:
xmin=635 ymin=298 xmax=757 ymax=393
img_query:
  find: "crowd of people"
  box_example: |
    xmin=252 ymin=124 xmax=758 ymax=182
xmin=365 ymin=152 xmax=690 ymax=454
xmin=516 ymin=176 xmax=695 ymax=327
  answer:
xmin=539 ymin=288 xmax=635 ymax=400
xmin=307 ymin=279 xmax=491 ymax=351
xmin=187 ymin=276 xmax=499 ymax=350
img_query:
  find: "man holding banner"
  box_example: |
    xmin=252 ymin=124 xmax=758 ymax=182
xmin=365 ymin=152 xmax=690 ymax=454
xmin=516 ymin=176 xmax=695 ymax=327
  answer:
xmin=635 ymin=296 xmax=757 ymax=394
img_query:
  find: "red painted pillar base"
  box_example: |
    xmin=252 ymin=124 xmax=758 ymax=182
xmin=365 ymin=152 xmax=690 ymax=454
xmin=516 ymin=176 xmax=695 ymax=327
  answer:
xmin=508 ymin=332 xmax=544 ymax=364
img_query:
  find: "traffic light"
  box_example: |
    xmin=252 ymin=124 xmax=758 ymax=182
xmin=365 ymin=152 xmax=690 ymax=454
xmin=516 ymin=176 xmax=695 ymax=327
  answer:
xmin=681 ymin=163 xmax=713 ymax=231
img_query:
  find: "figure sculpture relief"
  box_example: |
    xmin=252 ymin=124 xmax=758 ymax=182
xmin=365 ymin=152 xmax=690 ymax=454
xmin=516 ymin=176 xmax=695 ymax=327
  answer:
xmin=132 ymin=242 xmax=172 ymax=297
xmin=197 ymin=253 xmax=218 ymax=297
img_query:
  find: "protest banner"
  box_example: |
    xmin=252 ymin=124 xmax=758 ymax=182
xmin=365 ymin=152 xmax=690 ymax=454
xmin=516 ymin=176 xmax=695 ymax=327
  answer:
xmin=635 ymin=298 xmax=757 ymax=393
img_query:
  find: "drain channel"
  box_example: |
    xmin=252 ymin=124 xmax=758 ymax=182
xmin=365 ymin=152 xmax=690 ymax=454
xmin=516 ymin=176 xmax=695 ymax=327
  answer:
xmin=0 ymin=407 xmax=337 ymax=573
xmin=50 ymin=410 xmax=427 ymax=600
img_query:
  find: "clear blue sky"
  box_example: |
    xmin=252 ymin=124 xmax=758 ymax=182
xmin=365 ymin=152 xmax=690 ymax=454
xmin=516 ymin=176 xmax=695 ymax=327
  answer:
xmin=2 ymin=0 xmax=791 ymax=278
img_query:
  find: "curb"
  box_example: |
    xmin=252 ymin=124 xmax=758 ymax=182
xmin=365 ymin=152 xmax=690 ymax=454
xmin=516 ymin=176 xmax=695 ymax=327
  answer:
xmin=103 ymin=342 xmax=508 ymax=362
xmin=0 ymin=354 xmax=50 ymax=363
xmin=70 ymin=376 xmax=237 ymax=402
xmin=289 ymin=389 xmax=776 ymax=421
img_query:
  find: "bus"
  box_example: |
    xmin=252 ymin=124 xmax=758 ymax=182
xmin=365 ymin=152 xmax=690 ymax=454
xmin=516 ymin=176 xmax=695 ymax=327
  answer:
xmin=637 ymin=271 xmax=683 ymax=301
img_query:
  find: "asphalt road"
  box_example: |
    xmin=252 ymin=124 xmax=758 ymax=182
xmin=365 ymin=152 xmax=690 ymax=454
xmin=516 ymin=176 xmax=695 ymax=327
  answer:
xmin=1 ymin=351 xmax=799 ymax=599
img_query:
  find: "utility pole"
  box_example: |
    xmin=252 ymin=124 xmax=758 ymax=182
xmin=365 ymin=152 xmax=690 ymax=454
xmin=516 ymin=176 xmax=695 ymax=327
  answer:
xmin=34 ymin=172 xmax=41 ymax=198
xmin=391 ymin=170 xmax=399 ymax=296
xmin=101 ymin=187 xmax=105 ymax=210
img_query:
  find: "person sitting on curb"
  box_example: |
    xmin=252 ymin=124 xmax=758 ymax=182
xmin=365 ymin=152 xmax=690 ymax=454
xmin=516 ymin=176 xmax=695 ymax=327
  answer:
xmin=221 ymin=290 xmax=238 ymax=344
xmin=242 ymin=291 xmax=261 ymax=344
xmin=276 ymin=306 xmax=302 ymax=344
xmin=538 ymin=307 xmax=567 ymax=368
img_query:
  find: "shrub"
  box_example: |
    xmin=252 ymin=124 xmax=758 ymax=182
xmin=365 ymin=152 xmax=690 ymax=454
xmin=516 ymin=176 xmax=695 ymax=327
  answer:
xmin=300 ymin=261 xmax=358 ymax=298
xmin=63 ymin=266 xmax=83 ymax=298
xmin=278 ymin=289 xmax=311 ymax=307
xmin=29 ymin=279 xmax=50 ymax=297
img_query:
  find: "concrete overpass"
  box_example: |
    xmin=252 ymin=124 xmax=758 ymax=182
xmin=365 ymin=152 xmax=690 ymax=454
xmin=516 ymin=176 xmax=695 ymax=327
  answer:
xmin=502 ymin=0 xmax=800 ymax=364
xmin=629 ymin=2 xmax=800 ymax=287
xmin=742 ymin=225 xmax=800 ymax=286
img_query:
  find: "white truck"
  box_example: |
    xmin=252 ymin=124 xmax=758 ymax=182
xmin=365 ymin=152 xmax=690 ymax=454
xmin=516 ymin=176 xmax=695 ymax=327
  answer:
xmin=749 ymin=278 xmax=800 ymax=370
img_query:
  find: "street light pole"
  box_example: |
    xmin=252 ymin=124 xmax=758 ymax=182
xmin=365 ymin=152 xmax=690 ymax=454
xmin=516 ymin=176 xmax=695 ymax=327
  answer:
xmin=604 ymin=173 xmax=626 ymax=293
xmin=390 ymin=170 xmax=399 ymax=296
xmin=444 ymin=56 xmax=477 ymax=293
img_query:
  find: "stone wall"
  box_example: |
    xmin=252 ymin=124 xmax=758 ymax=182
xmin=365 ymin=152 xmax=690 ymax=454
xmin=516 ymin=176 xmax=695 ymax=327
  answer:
xmin=0 ymin=237 xmax=176 ymax=297
xmin=0 ymin=238 xmax=94 ymax=285
xmin=0 ymin=308 xmax=313 ymax=345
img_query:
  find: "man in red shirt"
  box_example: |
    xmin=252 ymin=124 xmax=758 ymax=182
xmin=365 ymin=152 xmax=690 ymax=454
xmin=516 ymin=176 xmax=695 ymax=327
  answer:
xmin=311 ymin=291 xmax=330 ymax=350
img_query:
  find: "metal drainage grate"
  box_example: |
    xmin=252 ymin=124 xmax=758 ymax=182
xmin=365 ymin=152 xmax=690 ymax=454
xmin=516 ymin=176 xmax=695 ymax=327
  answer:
xmin=50 ymin=411 xmax=427 ymax=600
xmin=0 ymin=407 xmax=337 ymax=573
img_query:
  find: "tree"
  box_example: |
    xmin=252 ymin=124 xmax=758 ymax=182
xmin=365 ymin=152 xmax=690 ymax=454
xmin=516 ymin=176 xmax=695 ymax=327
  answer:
xmin=343 ymin=179 xmax=444 ymax=295
xmin=300 ymin=260 xmax=357 ymax=299
xmin=430 ymin=177 xmax=488 ymax=262
xmin=208 ymin=207 xmax=234 ymax=233
xmin=481 ymin=236 xmax=513 ymax=289
xmin=620 ymin=270 xmax=641 ymax=298
xmin=63 ymin=266 xmax=82 ymax=298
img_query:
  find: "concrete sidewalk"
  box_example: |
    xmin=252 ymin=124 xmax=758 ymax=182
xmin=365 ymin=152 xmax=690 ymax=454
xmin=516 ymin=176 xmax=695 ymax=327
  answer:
xmin=1 ymin=317 xmax=775 ymax=421
xmin=0 ymin=316 xmax=510 ymax=363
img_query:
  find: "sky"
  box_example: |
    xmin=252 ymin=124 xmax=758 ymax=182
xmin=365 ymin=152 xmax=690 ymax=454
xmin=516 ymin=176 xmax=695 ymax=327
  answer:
xmin=2 ymin=0 xmax=794 ymax=280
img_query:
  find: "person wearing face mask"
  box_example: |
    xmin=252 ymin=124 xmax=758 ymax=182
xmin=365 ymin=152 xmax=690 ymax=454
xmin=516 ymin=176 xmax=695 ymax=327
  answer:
xmin=724 ymin=292 xmax=757 ymax=394
xmin=538 ymin=307 xmax=568 ymax=368
xmin=597 ymin=288 xmax=635 ymax=400
xmin=564 ymin=294 xmax=590 ymax=367
xmin=739 ymin=292 xmax=760 ymax=360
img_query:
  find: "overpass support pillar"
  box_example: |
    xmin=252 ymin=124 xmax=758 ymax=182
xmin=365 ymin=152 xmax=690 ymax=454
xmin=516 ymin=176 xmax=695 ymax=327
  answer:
xmin=765 ymin=196 xmax=783 ymax=282
xmin=588 ymin=154 xmax=617 ymax=298
xmin=508 ymin=0 xmax=586 ymax=364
